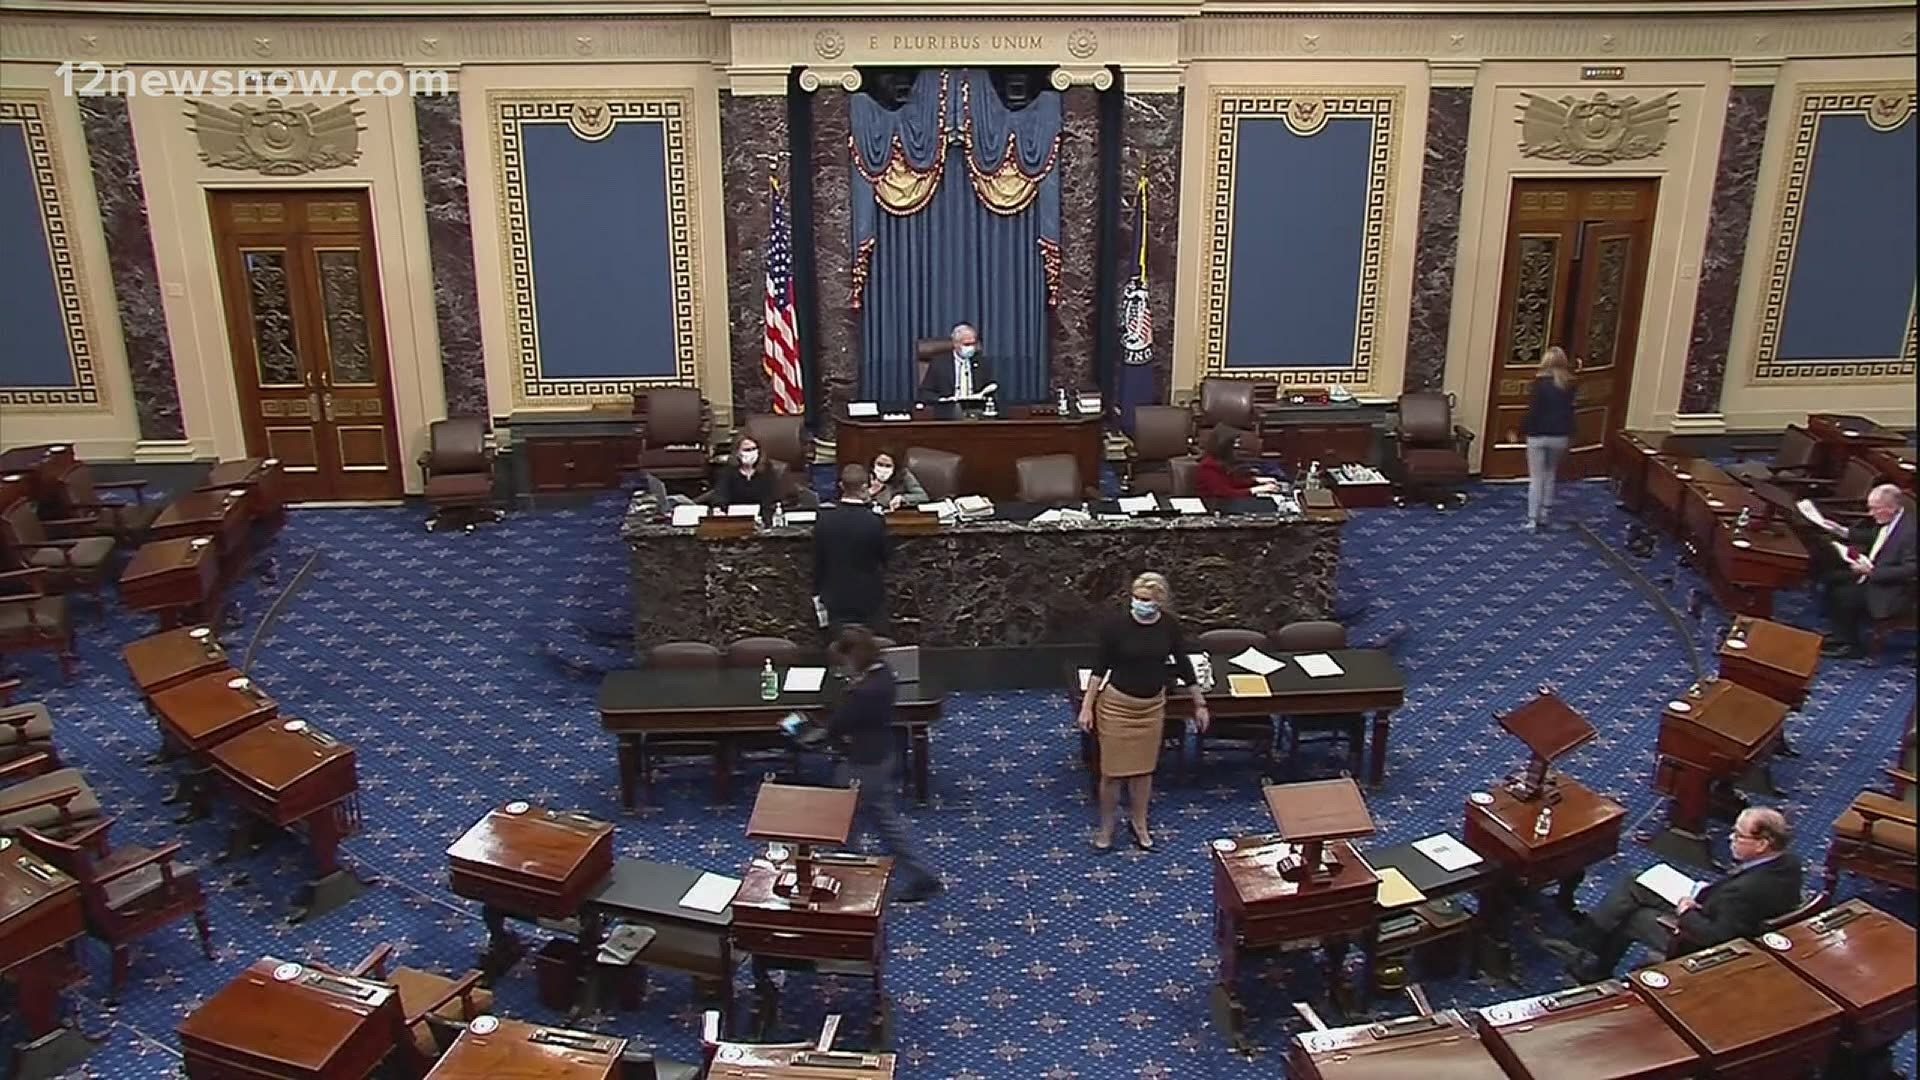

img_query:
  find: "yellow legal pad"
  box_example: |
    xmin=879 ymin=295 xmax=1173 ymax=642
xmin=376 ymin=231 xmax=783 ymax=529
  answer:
xmin=1226 ymin=673 xmax=1271 ymax=697
xmin=1375 ymin=866 xmax=1428 ymax=908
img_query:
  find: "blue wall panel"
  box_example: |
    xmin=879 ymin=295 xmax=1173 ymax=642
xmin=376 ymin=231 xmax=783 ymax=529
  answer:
xmin=1777 ymin=113 xmax=1916 ymax=361
xmin=1223 ymin=116 xmax=1371 ymax=369
xmin=0 ymin=123 xmax=76 ymax=387
xmin=521 ymin=121 xmax=677 ymax=379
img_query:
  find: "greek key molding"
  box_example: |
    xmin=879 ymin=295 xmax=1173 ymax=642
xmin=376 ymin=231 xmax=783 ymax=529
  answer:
xmin=0 ymin=89 xmax=101 ymax=410
xmin=1200 ymin=87 xmax=1401 ymax=386
xmin=1753 ymin=81 xmax=1917 ymax=383
xmin=491 ymin=91 xmax=702 ymax=405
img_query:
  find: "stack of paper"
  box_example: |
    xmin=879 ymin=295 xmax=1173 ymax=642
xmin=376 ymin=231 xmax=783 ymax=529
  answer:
xmin=670 ymin=505 xmax=709 ymax=527
xmin=846 ymin=401 xmax=880 ymax=417
xmin=1412 ymin=833 xmax=1483 ymax=872
xmin=923 ymin=499 xmax=958 ymax=520
xmin=1170 ymin=497 xmax=1207 ymax=515
xmin=1375 ymin=866 xmax=1428 ymax=908
xmin=1295 ymin=653 xmax=1345 ymax=678
xmin=1635 ymin=862 xmax=1701 ymax=907
xmin=785 ymin=510 xmax=818 ymax=525
xmin=724 ymin=504 xmax=760 ymax=519
xmin=1229 ymin=648 xmax=1284 ymax=675
xmin=678 ymin=872 xmax=742 ymax=913
xmin=1227 ymin=673 xmax=1271 ymax=697
xmin=1118 ymin=494 xmax=1159 ymax=514
xmin=783 ymin=667 xmax=826 ymax=693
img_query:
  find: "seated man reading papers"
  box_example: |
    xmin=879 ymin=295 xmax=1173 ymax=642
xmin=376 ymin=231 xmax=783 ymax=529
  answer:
xmin=1799 ymin=483 xmax=1915 ymax=660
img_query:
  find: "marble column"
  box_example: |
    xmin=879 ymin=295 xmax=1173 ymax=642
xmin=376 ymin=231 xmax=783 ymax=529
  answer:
xmin=1118 ymin=90 xmax=1182 ymax=403
xmin=413 ymin=94 xmax=488 ymax=419
xmin=1403 ymin=87 xmax=1473 ymax=394
xmin=809 ymin=89 xmax=859 ymax=429
xmin=78 ymin=96 xmax=184 ymax=441
xmin=720 ymin=93 xmax=790 ymax=421
xmin=1051 ymin=86 xmax=1102 ymax=393
xmin=1680 ymin=86 xmax=1773 ymax=415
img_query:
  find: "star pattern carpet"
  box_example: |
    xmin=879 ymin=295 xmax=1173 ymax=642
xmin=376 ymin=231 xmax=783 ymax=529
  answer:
xmin=2 ymin=478 xmax=1913 ymax=1079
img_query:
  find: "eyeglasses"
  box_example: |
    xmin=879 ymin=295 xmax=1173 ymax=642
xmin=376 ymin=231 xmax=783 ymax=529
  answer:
xmin=1730 ymin=828 xmax=1763 ymax=841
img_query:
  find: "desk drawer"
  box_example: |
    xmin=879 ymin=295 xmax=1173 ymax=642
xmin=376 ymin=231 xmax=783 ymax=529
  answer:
xmin=731 ymin=924 xmax=878 ymax=964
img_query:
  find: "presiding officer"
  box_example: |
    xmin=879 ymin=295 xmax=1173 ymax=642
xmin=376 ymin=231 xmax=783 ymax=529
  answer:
xmin=917 ymin=323 xmax=994 ymax=410
xmin=813 ymin=464 xmax=890 ymax=636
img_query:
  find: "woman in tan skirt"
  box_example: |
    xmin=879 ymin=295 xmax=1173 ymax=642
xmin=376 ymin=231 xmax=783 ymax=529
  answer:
xmin=1077 ymin=572 xmax=1210 ymax=850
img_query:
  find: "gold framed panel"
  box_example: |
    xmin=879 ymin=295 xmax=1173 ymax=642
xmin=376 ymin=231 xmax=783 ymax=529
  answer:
xmin=0 ymin=89 xmax=102 ymax=410
xmin=1753 ymin=82 xmax=1917 ymax=383
xmin=1199 ymin=87 xmax=1401 ymax=387
xmin=491 ymin=91 xmax=702 ymax=405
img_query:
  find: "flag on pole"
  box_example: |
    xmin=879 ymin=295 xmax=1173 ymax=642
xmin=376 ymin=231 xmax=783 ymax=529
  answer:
xmin=763 ymin=176 xmax=805 ymax=415
xmin=1117 ymin=171 xmax=1156 ymax=432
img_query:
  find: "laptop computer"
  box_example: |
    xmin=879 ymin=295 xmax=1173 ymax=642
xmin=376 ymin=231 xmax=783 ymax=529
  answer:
xmin=881 ymin=645 xmax=921 ymax=684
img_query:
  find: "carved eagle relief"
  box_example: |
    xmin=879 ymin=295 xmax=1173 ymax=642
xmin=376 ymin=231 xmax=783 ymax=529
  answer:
xmin=186 ymin=97 xmax=364 ymax=176
xmin=1517 ymin=91 xmax=1677 ymax=166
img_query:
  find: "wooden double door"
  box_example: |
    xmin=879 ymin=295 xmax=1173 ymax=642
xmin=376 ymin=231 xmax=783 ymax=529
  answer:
xmin=209 ymin=189 xmax=403 ymax=502
xmin=1482 ymin=178 xmax=1658 ymax=479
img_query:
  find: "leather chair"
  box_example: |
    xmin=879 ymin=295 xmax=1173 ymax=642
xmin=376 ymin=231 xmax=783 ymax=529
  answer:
xmin=1269 ymin=620 xmax=1364 ymax=777
xmin=1725 ymin=425 xmax=1822 ymax=490
xmin=59 ymin=463 xmax=165 ymax=545
xmin=1126 ymin=405 xmax=1194 ymax=495
xmin=1195 ymin=628 xmax=1277 ymax=766
xmin=1823 ymin=716 xmax=1915 ymax=895
xmin=725 ymin=636 xmax=802 ymax=668
xmin=649 ymin=641 xmax=724 ymax=668
xmin=1015 ymin=454 xmax=1091 ymax=505
xmin=0 ymin=568 xmax=75 ymax=681
xmin=1168 ymin=456 xmax=1200 ymax=498
xmin=639 ymin=642 xmax=728 ymax=804
xmin=914 ymin=338 xmax=950 ymax=396
xmin=1196 ymin=378 xmax=1260 ymax=432
xmin=0 ymin=751 xmax=102 ymax=842
xmin=637 ymin=387 xmax=713 ymax=488
xmin=0 ymin=678 xmax=54 ymax=766
xmin=0 ymin=498 xmax=112 ymax=618
xmin=1389 ymin=391 xmax=1475 ymax=508
xmin=1198 ymin=627 xmax=1268 ymax=655
xmin=743 ymin=415 xmax=814 ymax=505
xmin=20 ymin=817 xmax=214 ymax=1003
xmin=419 ymin=418 xmax=503 ymax=531
xmin=906 ymin=447 xmax=963 ymax=501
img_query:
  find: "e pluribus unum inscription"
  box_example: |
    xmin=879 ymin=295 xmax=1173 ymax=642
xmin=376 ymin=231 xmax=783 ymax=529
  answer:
xmin=872 ymin=32 xmax=1048 ymax=51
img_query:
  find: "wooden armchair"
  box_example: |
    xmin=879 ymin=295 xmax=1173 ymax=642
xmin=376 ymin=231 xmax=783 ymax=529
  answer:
xmin=59 ymin=463 xmax=165 ymax=546
xmin=20 ymin=818 xmax=214 ymax=1002
xmin=0 ymin=500 xmax=113 ymax=619
xmin=0 ymin=568 xmax=75 ymax=681
xmin=0 ymin=751 xmax=102 ymax=843
xmin=0 ymin=677 xmax=55 ymax=766
xmin=1823 ymin=722 xmax=1916 ymax=895
xmin=323 ymin=942 xmax=490 ymax=1071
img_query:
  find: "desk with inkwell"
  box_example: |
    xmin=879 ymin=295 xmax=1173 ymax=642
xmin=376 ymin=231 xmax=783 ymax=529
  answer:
xmin=1715 ymin=616 xmax=1821 ymax=710
xmin=445 ymin=802 xmax=614 ymax=979
xmin=206 ymin=716 xmax=366 ymax=923
xmin=728 ymin=781 xmax=893 ymax=1044
xmin=703 ymin=1012 xmax=898 ymax=1078
xmin=198 ymin=457 xmax=286 ymax=534
xmin=1286 ymin=986 xmax=1509 ymax=1079
xmin=148 ymin=668 xmax=279 ymax=818
xmin=118 ymin=537 xmax=225 ymax=630
xmin=1475 ymin=976 xmax=1702 ymax=1079
xmin=1645 ymin=676 xmax=1787 ymax=870
xmin=1761 ymin=900 xmax=1916 ymax=1079
xmin=150 ymin=488 xmax=258 ymax=580
xmin=123 ymin=626 xmax=231 ymax=701
xmin=177 ymin=956 xmax=406 ymax=1080
xmin=424 ymin=1016 xmax=624 ymax=1080
xmin=1210 ymin=778 xmax=1379 ymax=1045
xmin=3 ymin=834 xmax=93 ymax=1080
xmin=1461 ymin=691 xmax=1625 ymax=979
xmin=1629 ymin=937 xmax=1843 ymax=1079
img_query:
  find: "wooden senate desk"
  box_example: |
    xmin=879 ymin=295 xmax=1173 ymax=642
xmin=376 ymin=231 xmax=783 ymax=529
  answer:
xmin=706 ymin=1041 xmax=896 ymax=1079
xmin=834 ymin=408 xmax=1102 ymax=503
xmin=446 ymin=803 xmax=614 ymax=977
xmin=150 ymin=668 xmax=277 ymax=755
xmin=178 ymin=956 xmax=405 ymax=1080
xmin=599 ymin=663 xmax=945 ymax=808
xmin=1073 ymin=648 xmax=1408 ymax=789
xmin=1475 ymin=977 xmax=1701 ymax=1079
xmin=119 ymin=537 xmax=223 ymax=630
xmin=730 ymin=855 xmax=894 ymax=1041
xmin=1609 ymin=430 xmax=1661 ymax=514
xmin=424 ymin=1016 xmax=623 ymax=1080
xmin=198 ymin=457 xmax=286 ymax=531
xmin=1716 ymin=616 xmax=1822 ymax=709
xmin=0 ymin=443 xmax=77 ymax=517
xmin=2 ymin=835 xmax=87 ymax=1070
xmin=1211 ymin=834 xmax=1378 ymax=1015
xmin=123 ymin=626 xmax=230 ymax=699
xmin=1463 ymin=779 xmax=1625 ymax=978
xmin=1806 ymin=413 xmax=1906 ymax=477
xmin=1704 ymin=513 xmax=1809 ymax=619
xmin=1860 ymin=443 xmax=1918 ymax=492
xmin=1762 ymin=900 xmax=1916 ymax=1078
xmin=206 ymin=717 xmax=364 ymax=923
xmin=623 ymin=497 xmax=1345 ymax=650
xmin=1644 ymin=455 xmax=1728 ymax=530
xmin=1650 ymin=677 xmax=1788 ymax=869
xmin=1288 ymin=1008 xmax=1509 ymax=1079
xmin=1678 ymin=475 xmax=1771 ymax=555
xmin=1629 ymin=938 xmax=1843 ymax=1080
xmin=150 ymin=489 xmax=255 ymax=574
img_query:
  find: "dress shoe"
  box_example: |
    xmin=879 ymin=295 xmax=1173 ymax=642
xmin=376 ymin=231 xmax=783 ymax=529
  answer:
xmin=1820 ymin=641 xmax=1866 ymax=659
xmin=894 ymin=878 xmax=945 ymax=904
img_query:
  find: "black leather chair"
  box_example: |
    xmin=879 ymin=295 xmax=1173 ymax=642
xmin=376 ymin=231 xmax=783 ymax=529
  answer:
xmin=1388 ymin=391 xmax=1474 ymax=508
xmin=906 ymin=447 xmax=963 ymax=501
xmin=636 ymin=388 xmax=713 ymax=489
xmin=743 ymin=415 xmax=814 ymax=505
xmin=1195 ymin=627 xmax=1277 ymax=766
xmin=1126 ymin=406 xmax=1194 ymax=495
xmin=419 ymin=418 xmax=503 ymax=531
xmin=1270 ymin=620 xmax=1365 ymax=777
xmin=1015 ymin=454 xmax=1092 ymax=505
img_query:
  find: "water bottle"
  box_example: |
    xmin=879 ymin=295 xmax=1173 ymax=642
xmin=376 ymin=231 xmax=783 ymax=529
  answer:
xmin=1533 ymin=806 xmax=1553 ymax=839
xmin=1057 ymin=386 xmax=1071 ymax=414
xmin=1306 ymin=461 xmax=1322 ymax=491
xmin=984 ymin=395 xmax=998 ymax=418
xmin=1734 ymin=507 xmax=1752 ymax=531
xmin=759 ymin=659 xmax=779 ymax=701
xmin=773 ymin=501 xmax=787 ymax=528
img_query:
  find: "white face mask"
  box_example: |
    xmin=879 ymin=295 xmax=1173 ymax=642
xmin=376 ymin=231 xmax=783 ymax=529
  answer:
xmin=873 ymin=465 xmax=895 ymax=483
xmin=739 ymin=449 xmax=759 ymax=467
xmin=958 ymin=344 xmax=977 ymax=359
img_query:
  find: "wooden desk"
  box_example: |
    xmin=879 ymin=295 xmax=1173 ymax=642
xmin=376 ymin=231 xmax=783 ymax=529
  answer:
xmin=1288 ymin=1009 xmax=1509 ymax=1079
xmin=149 ymin=668 xmax=278 ymax=754
xmin=199 ymin=458 xmax=285 ymax=531
xmin=1609 ymin=430 xmax=1662 ymax=513
xmin=446 ymin=803 xmax=614 ymax=976
xmin=1652 ymin=679 xmax=1787 ymax=867
xmin=1 ymin=836 xmax=85 ymax=1043
xmin=1763 ymin=900 xmax=1916 ymax=1076
xmin=177 ymin=956 xmax=405 ymax=1080
xmin=1858 ymin=443 xmax=1917 ymax=492
xmin=206 ymin=718 xmax=363 ymax=922
xmin=1475 ymin=977 xmax=1700 ymax=1079
xmin=579 ymin=858 xmax=737 ymax=1030
xmin=1463 ymin=779 xmax=1625 ymax=977
xmin=1359 ymin=840 xmax=1495 ymax=999
xmin=1645 ymin=456 xmax=1730 ymax=530
xmin=1717 ymin=616 xmax=1822 ymax=709
xmin=835 ymin=410 xmax=1102 ymax=502
xmin=1806 ymin=413 xmax=1905 ymax=478
xmin=425 ymin=1016 xmax=623 ymax=1080
xmin=1630 ymin=938 xmax=1843 ymax=1079
xmin=0 ymin=444 xmax=76 ymax=518
xmin=149 ymin=490 xmax=254 ymax=577
xmin=730 ymin=856 xmax=893 ymax=1039
xmin=1679 ymin=478 xmax=1770 ymax=555
xmin=707 ymin=1043 xmax=897 ymax=1078
xmin=1707 ymin=518 xmax=1809 ymax=618
xmin=1211 ymin=835 xmax=1377 ymax=1012
xmin=119 ymin=537 xmax=223 ymax=629
xmin=122 ymin=626 xmax=230 ymax=698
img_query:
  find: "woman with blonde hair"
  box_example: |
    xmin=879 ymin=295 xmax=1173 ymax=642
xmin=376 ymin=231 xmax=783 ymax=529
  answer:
xmin=1522 ymin=346 xmax=1576 ymax=530
xmin=1076 ymin=571 xmax=1209 ymax=850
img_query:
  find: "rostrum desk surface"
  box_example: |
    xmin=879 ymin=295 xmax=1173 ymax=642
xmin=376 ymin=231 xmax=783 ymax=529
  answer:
xmin=177 ymin=956 xmax=404 ymax=1080
xmin=1287 ymin=1008 xmax=1510 ymax=1079
xmin=833 ymin=409 xmax=1102 ymax=502
xmin=1763 ymin=900 xmax=1917 ymax=1057
xmin=1475 ymin=977 xmax=1701 ymax=1080
xmin=1629 ymin=938 xmax=1844 ymax=1080
xmin=424 ymin=1016 xmax=624 ymax=1080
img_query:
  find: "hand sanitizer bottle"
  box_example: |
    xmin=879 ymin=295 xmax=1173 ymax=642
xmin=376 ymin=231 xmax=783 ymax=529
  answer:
xmin=760 ymin=659 xmax=779 ymax=701
xmin=1533 ymin=806 xmax=1553 ymax=839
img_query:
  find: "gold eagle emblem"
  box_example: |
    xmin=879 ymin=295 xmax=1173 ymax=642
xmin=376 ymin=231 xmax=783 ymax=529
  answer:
xmin=1517 ymin=91 xmax=1677 ymax=166
xmin=185 ymin=97 xmax=364 ymax=176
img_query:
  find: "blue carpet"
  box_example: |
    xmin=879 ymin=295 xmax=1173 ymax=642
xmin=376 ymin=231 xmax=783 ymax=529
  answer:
xmin=3 ymin=479 xmax=1914 ymax=1079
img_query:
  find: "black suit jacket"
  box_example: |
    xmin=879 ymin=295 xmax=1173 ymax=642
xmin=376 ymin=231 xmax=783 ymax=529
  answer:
xmin=1846 ymin=511 xmax=1917 ymax=618
xmin=812 ymin=501 xmax=889 ymax=621
xmin=1676 ymin=851 xmax=1802 ymax=947
xmin=916 ymin=351 xmax=995 ymax=403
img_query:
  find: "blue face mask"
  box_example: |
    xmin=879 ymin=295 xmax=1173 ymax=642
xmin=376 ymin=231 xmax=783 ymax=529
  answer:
xmin=958 ymin=344 xmax=977 ymax=359
xmin=1131 ymin=598 xmax=1158 ymax=620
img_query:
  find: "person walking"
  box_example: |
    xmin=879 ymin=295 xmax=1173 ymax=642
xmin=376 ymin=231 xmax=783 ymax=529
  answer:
xmin=1523 ymin=346 xmax=1576 ymax=530
xmin=825 ymin=625 xmax=943 ymax=903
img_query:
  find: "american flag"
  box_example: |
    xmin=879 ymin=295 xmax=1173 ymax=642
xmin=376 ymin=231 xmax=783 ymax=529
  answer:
xmin=763 ymin=177 xmax=804 ymax=415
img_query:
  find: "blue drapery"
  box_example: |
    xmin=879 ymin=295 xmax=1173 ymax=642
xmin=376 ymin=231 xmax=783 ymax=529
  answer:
xmin=850 ymin=70 xmax=1061 ymax=404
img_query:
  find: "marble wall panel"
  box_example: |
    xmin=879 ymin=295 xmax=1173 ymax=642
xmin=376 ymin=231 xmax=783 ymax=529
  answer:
xmin=720 ymin=93 xmax=790 ymax=422
xmin=1052 ymin=86 xmax=1102 ymax=394
xmin=79 ymin=95 xmax=183 ymax=440
xmin=1119 ymin=90 xmax=1182 ymax=403
xmin=1680 ymin=85 xmax=1772 ymax=414
xmin=1403 ymin=87 xmax=1473 ymax=394
xmin=414 ymin=93 xmax=488 ymax=418
xmin=810 ymin=90 xmax=858 ymax=431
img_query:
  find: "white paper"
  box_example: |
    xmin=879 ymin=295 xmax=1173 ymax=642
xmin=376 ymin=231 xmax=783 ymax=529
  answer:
xmin=923 ymin=499 xmax=958 ymax=519
xmin=1295 ymin=653 xmax=1345 ymax=678
xmin=1118 ymin=495 xmax=1159 ymax=514
xmin=1271 ymin=495 xmax=1302 ymax=515
xmin=670 ymin=505 xmax=709 ymax=527
xmin=1795 ymin=498 xmax=1833 ymax=529
xmin=1229 ymin=648 xmax=1285 ymax=676
xmin=679 ymin=872 xmax=742 ymax=914
xmin=783 ymin=666 xmax=827 ymax=693
xmin=956 ymin=495 xmax=993 ymax=514
xmin=1032 ymin=509 xmax=1065 ymax=525
xmin=1412 ymin=833 xmax=1484 ymax=873
xmin=724 ymin=504 xmax=761 ymax=518
xmin=1077 ymin=668 xmax=1092 ymax=690
xmin=785 ymin=510 xmax=817 ymax=525
xmin=882 ymin=413 xmax=912 ymax=422
xmin=1635 ymin=863 xmax=1701 ymax=908
xmin=1170 ymin=497 xmax=1207 ymax=515
xmin=846 ymin=401 xmax=880 ymax=417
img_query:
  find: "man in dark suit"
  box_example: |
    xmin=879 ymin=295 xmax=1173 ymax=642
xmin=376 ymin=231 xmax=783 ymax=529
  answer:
xmin=813 ymin=464 xmax=890 ymax=636
xmin=915 ymin=323 xmax=994 ymax=411
xmin=1563 ymin=807 xmax=1801 ymax=982
xmin=1815 ymin=483 xmax=1915 ymax=659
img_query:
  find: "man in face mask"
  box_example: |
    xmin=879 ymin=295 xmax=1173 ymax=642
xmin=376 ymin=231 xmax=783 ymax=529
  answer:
xmin=916 ymin=322 xmax=995 ymax=413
